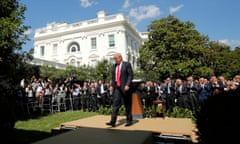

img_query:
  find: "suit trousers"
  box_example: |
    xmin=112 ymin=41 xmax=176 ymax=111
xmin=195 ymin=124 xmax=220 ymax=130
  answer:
xmin=111 ymin=87 xmax=132 ymax=124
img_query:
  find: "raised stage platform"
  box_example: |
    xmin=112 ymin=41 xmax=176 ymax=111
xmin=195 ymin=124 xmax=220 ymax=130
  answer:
xmin=54 ymin=115 xmax=198 ymax=143
xmin=35 ymin=127 xmax=154 ymax=144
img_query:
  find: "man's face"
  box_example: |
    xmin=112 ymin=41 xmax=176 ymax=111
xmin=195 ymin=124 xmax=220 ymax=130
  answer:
xmin=114 ymin=54 xmax=122 ymax=64
xmin=165 ymin=78 xmax=171 ymax=84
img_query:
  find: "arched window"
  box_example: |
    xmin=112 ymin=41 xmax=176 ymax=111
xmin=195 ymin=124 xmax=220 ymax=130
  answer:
xmin=71 ymin=46 xmax=76 ymax=52
xmin=68 ymin=42 xmax=80 ymax=53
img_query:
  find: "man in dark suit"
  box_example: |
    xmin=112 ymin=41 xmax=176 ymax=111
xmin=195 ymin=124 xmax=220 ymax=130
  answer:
xmin=106 ymin=53 xmax=133 ymax=127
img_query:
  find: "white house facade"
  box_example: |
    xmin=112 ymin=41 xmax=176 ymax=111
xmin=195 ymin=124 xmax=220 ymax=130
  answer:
xmin=32 ymin=11 xmax=148 ymax=69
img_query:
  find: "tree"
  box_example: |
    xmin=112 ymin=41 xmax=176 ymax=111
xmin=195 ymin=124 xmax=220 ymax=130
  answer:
xmin=138 ymin=15 xmax=210 ymax=80
xmin=224 ymin=47 xmax=240 ymax=79
xmin=95 ymin=59 xmax=113 ymax=82
xmin=39 ymin=65 xmax=58 ymax=79
xmin=0 ymin=0 xmax=29 ymax=142
xmin=206 ymin=41 xmax=232 ymax=77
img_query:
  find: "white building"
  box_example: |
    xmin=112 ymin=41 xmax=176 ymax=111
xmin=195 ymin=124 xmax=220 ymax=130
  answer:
xmin=32 ymin=11 xmax=148 ymax=69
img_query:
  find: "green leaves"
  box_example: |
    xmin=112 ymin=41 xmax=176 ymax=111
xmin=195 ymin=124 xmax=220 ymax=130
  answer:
xmin=166 ymin=106 xmax=195 ymax=122
xmin=139 ymin=15 xmax=212 ymax=79
xmin=139 ymin=15 xmax=240 ymax=80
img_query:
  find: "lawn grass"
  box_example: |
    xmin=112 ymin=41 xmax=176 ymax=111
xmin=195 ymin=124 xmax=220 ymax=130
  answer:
xmin=14 ymin=110 xmax=98 ymax=144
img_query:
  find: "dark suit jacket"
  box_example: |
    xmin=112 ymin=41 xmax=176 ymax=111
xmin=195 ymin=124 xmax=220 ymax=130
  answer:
xmin=96 ymin=84 xmax=108 ymax=95
xmin=112 ymin=61 xmax=133 ymax=92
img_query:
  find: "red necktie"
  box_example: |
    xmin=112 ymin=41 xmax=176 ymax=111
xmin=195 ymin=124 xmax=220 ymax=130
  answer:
xmin=92 ymin=87 xmax=94 ymax=94
xmin=117 ymin=64 xmax=120 ymax=87
xmin=215 ymin=88 xmax=219 ymax=94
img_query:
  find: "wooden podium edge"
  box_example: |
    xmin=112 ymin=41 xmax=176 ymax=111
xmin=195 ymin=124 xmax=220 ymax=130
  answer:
xmin=132 ymin=92 xmax=144 ymax=118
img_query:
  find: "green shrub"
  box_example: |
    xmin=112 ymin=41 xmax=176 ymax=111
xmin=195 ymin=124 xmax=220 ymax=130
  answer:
xmin=97 ymin=105 xmax=196 ymax=122
xmin=144 ymin=107 xmax=153 ymax=118
xmin=97 ymin=105 xmax=112 ymax=115
xmin=118 ymin=105 xmax=126 ymax=116
xmin=166 ymin=106 xmax=196 ymax=122
xmin=97 ymin=105 xmax=126 ymax=115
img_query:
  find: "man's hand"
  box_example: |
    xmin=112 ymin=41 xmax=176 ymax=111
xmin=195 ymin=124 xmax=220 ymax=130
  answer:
xmin=124 ymin=85 xmax=130 ymax=91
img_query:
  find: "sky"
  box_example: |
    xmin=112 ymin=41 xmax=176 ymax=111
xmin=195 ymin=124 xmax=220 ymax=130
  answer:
xmin=19 ymin=0 xmax=240 ymax=52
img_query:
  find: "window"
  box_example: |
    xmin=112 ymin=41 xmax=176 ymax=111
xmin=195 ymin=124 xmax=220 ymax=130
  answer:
xmin=109 ymin=57 xmax=115 ymax=64
xmin=91 ymin=37 xmax=97 ymax=49
xmin=53 ymin=44 xmax=57 ymax=55
xmin=70 ymin=59 xmax=76 ymax=66
xmin=68 ymin=42 xmax=80 ymax=53
xmin=108 ymin=34 xmax=115 ymax=47
xmin=71 ymin=46 xmax=76 ymax=52
xmin=131 ymin=40 xmax=134 ymax=49
xmin=40 ymin=46 xmax=45 ymax=56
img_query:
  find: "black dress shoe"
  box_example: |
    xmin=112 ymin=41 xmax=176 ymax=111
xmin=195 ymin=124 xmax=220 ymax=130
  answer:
xmin=125 ymin=122 xmax=132 ymax=127
xmin=106 ymin=122 xmax=115 ymax=127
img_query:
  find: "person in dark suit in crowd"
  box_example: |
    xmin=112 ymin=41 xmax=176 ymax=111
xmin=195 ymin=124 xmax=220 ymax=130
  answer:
xmin=106 ymin=53 xmax=133 ymax=127
xmin=161 ymin=77 xmax=175 ymax=112
xmin=209 ymin=75 xmax=225 ymax=96
xmin=175 ymin=78 xmax=188 ymax=109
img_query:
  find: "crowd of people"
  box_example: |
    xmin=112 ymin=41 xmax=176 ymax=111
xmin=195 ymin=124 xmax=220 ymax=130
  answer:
xmin=140 ymin=75 xmax=240 ymax=116
xmin=16 ymin=74 xmax=240 ymax=116
xmin=16 ymin=76 xmax=114 ymax=114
